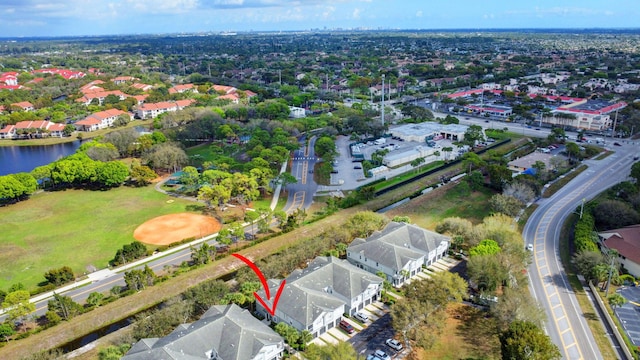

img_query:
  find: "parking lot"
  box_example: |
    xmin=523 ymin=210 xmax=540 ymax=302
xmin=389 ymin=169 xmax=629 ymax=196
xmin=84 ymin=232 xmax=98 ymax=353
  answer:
xmin=615 ymin=287 xmax=640 ymax=346
xmin=325 ymin=135 xmax=462 ymax=192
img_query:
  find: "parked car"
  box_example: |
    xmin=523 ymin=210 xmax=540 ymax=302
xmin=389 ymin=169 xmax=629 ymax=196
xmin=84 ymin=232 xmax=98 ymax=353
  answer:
xmin=614 ymin=142 xmax=622 ymax=146
xmin=339 ymin=320 xmax=354 ymax=334
xmin=385 ymin=338 xmax=403 ymax=351
xmin=354 ymin=312 xmax=368 ymax=323
xmin=374 ymin=349 xmax=391 ymax=360
xmin=366 ymin=355 xmax=382 ymax=360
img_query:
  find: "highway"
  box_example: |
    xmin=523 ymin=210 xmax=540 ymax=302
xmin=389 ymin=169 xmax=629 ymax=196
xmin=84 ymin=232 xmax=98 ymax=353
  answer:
xmin=523 ymin=142 xmax=636 ymax=359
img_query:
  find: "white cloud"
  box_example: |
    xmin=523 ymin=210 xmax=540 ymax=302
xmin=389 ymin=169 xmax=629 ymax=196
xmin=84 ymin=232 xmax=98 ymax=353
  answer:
xmin=353 ymin=7 xmax=361 ymax=19
xmin=416 ymin=10 xmax=422 ymax=17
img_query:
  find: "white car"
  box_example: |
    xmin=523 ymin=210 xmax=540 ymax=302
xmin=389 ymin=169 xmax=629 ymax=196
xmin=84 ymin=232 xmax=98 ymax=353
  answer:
xmin=374 ymin=349 xmax=391 ymax=360
xmin=385 ymin=338 xmax=403 ymax=351
xmin=527 ymin=243 xmax=534 ymax=251
xmin=354 ymin=312 xmax=368 ymax=323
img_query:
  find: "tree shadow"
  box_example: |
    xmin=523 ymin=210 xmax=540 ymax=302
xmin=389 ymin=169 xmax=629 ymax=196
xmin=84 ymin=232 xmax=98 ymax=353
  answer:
xmin=186 ymin=204 xmax=207 ymax=214
xmin=454 ymin=304 xmax=500 ymax=354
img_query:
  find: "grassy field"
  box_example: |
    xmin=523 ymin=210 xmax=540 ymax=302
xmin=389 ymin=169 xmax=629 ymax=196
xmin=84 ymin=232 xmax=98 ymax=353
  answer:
xmin=386 ymin=181 xmax=497 ymax=229
xmin=0 ymin=186 xmax=195 ymax=291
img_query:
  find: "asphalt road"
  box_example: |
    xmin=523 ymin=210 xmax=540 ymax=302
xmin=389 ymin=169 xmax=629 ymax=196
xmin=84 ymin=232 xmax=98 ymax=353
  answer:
xmin=285 ymin=135 xmax=319 ymax=213
xmin=523 ymin=142 xmax=636 ymax=359
xmin=350 ymin=313 xmax=400 ymax=359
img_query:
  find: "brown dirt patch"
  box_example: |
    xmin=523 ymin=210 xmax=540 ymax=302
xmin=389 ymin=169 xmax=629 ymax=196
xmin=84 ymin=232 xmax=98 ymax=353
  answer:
xmin=134 ymin=213 xmax=222 ymax=245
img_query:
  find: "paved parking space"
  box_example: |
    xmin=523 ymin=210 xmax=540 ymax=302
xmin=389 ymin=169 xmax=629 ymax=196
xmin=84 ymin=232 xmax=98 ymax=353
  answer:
xmin=327 ymin=327 xmax=351 ymax=342
xmin=615 ymin=287 xmax=640 ymax=346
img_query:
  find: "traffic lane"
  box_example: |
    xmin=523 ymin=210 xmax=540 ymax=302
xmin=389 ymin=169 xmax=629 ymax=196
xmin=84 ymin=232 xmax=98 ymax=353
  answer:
xmin=349 ymin=313 xmax=399 ymax=357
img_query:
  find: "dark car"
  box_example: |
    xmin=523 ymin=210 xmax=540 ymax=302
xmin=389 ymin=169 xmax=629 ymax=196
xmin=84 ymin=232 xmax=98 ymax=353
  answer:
xmin=339 ymin=320 xmax=354 ymax=334
xmin=614 ymin=142 xmax=622 ymax=146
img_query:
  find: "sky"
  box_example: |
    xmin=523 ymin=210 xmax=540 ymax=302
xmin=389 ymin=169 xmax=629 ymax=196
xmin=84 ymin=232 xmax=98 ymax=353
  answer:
xmin=0 ymin=0 xmax=638 ymax=38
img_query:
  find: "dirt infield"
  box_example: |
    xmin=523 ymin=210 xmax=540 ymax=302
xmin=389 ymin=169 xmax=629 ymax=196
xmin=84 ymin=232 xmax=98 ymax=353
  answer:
xmin=134 ymin=213 xmax=222 ymax=245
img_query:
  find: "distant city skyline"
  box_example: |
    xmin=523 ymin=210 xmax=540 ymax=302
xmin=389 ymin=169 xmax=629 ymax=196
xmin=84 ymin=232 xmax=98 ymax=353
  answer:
xmin=0 ymin=0 xmax=638 ymax=38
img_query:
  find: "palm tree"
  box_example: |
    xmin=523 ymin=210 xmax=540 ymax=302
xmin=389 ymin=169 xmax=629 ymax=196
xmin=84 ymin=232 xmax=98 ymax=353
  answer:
xmin=298 ymin=330 xmax=313 ymax=350
xmin=607 ymin=293 xmax=627 ymax=309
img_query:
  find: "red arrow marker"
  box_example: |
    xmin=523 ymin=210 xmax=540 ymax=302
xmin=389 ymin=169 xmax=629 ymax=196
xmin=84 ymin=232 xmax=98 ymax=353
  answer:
xmin=232 ymin=253 xmax=286 ymax=316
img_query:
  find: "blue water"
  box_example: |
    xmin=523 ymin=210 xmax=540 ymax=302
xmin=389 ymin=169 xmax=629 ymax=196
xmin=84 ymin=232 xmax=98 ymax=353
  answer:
xmin=0 ymin=141 xmax=82 ymax=176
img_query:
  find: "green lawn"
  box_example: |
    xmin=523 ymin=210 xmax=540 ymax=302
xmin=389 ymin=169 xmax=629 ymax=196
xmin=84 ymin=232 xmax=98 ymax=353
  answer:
xmin=0 ymin=186 xmax=195 ymax=291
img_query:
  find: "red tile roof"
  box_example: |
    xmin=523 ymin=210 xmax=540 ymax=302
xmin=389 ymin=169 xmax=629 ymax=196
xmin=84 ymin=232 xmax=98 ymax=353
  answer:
xmin=600 ymin=225 xmax=640 ymax=265
xmin=11 ymin=101 xmax=34 ymax=109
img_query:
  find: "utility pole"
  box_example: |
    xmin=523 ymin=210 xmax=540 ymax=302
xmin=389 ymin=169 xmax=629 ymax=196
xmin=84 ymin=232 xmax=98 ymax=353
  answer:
xmin=579 ymin=198 xmax=585 ymax=219
xmin=381 ymin=74 xmax=385 ymax=126
xmin=612 ymin=108 xmax=619 ymax=140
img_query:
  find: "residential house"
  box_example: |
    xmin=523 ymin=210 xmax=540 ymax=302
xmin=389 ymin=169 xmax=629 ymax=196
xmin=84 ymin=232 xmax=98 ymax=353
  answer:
xmin=598 ymin=225 xmax=640 ymax=278
xmin=76 ymin=90 xmax=129 ymax=105
xmin=289 ymin=106 xmax=306 ymax=118
xmin=112 ymin=76 xmax=137 ymax=85
xmin=32 ymin=68 xmax=85 ymax=79
xmin=136 ymin=99 xmax=195 ymax=119
xmin=347 ymin=222 xmax=450 ymax=287
xmin=80 ymin=80 xmax=105 ymax=93
xmin=256 ymin=256 xmax=383 ymax=339
xmin=10 ymin=101 xmax=35 ymax=111
xmin=122 ymin=304 xmax=284 ymax=360
xmin=0 ymin=72 xmax=18 ymax=86
xmin=168 ymin=83 xmax=198 ymax=94
xmin=75 ymin=109 xmax=130 ymax=132
xmin=131 ymin=83 xmax=154 ymax=92
xmin=0 ymin=120 xmax=65 ymax=139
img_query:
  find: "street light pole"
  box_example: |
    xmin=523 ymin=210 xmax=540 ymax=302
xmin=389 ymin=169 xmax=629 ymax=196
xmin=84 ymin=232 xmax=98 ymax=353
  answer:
xmin=381 ymin=74 xmax=385 ymax=127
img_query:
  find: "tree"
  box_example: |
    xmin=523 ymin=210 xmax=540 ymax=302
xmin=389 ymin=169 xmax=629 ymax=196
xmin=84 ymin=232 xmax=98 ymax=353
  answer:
xmin=461 ymin=152 xmax=485 ymax=173
xmin=180 ymin=166 xmax=200 ymax=186
xmin=490 ymin=194 xmax=523 ymax=217
xmin=608 ymin=293 xmax=627 ymax=309
xmin=44 ymin=266 xmax=75 ymax=286
xmin=391 ymin=272 xmax=467 ymax=351
xmin=499 ymin=320 xmax=561 ymax=360
xmin=191 ymin=243 xmax=213 ymax=265
xmin=198 ymin=184 xmax=231 ymax=209
xmin=631 ymin=162 xmax=640 ymax=186
xmin=10 ymin=172 xmax=37 ymax=196
xmin=487 ymin=164 xmax=512 ymax=191
xmin=410 ymin=157 xmax=425 ymax=173
xmin=98 ymin=344 xmax=132 ymax=360
xmin=466 ymin=170 xmax=484 ymax=191
xmin=48 ymin=293 xmax=83 ymax=320
xmin=463 ymin=124 xmax=484 ymax=145
xmin=86 ymin=292 xmax=105 ymax=307
xmin=143 ymin=142 xmax=189 ymax=173
xmin=304 ymin=342 xmax=357 ymax=360
xmin=503 ymin=181 xmax=536 ymax=204
xmin=63 ymin=124 xmax=75 ymax=136
xmin=564 ymin=142 xmax=581 ymax=162
xmin=2 ymin=290 xmax=35 ymax=321
xmin=572 ymin=251 xmax=604 ymax=281
xmin=592 ymin=199 xmax=640 ymax=230
xmin=129 ymin=164 xmax=158 ymax=186
xmin=314 ymin=136 xmax=336 ymax=158
xmin=86 ymin=145 xmax=120 ymax=162
xmin=469 ymin=239 xmax=501 ymax=256
xmin=0 ymin=323 xmax=15 ymax=342
xmin=95 ymin=161 xmax=129 ymax=188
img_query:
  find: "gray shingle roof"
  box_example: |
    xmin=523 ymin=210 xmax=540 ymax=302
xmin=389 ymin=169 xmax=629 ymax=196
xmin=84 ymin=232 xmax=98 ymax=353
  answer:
xmin=259 ymin=256 xmax=383 ymax=328
xmin=122 ymin=304 xmax=282 ymax=360
xmin=348 ymin=222 xmax=450 ymax=270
